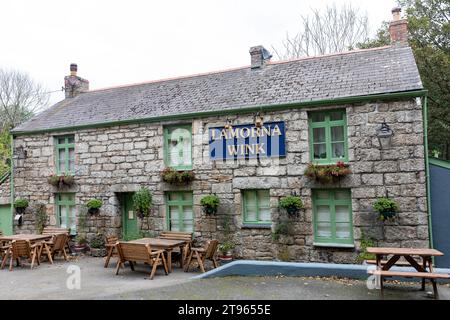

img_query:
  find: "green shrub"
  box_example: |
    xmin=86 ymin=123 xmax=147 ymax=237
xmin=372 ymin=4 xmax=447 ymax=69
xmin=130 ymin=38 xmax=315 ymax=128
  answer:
xmin=86 ymin=199 xmax=103 ymax=209
xmin=279 ymin=196 xmax=303 ymax=215
xmin=133 ymin=187 xmax=152 ymax=217
xmin=161 ymin=167 xmax=195 ymax=184
xmin=373 ymin=197 xmax=399 ymax=221
xmin=218 ymin=241 xmax=235 ymax=254
xmin=14 ymin=198 xmax=29 ymax=208
xmin=357 ymin=232 xmax=377 ymax=262
xmin=200 ymin=194 xmax=220 ymax=214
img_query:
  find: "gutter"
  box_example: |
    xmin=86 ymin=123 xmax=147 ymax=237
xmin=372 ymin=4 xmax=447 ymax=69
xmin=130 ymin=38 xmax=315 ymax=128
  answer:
xmin=11 ymin=89 xmax=427 ymax=136
xmin=10 ymin=135 xmax=14 ymax=233
xmin=423 ymin=95 xmax=434 ymax=249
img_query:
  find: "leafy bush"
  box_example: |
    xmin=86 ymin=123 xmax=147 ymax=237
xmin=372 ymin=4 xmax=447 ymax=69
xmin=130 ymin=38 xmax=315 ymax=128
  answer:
xmin=218 ymin=241 xmax=235 ymax=254
xmin=161 ymin=167 xmax=195 ymax=184
xmin=357 ymin=232 xmax=377 ymax=263
xmin=47 ymin=174 xmax=75 ymax=188
xmin=132 ymin=187 xmax=152 ymax=218
xmin=272 ymin=222 xmax=291 ymax=241
xmin=279 ymin=196 xmax=303 ymax=215
xmin=14 ymin=198 xmax=29 ymax=208
xmin=86 ymin=199 xmax=103 ymax=209
xmin=304 ymin=161 xmax=351 ymax=183
xmin=200 ymin=194 xmax=220 ymax=214
xmin=34 ymin=203 xmax=47 ymax=233
xmin=373 ymin=197 xmax=399 ymax=221
xmin=89 ymin=233 xmax=105 ymax=249
xmin=75 ymin=235 xmax=87 ymax=245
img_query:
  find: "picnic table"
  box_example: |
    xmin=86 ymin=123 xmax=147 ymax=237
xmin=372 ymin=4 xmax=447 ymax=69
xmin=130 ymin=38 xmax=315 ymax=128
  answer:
xmin=127 ymin=238 xmax=187 ymax=272
xmin=0 ymin=234 xmax=55 ymax=267
xmin=366 ymin=247 xmax=450 ymax=299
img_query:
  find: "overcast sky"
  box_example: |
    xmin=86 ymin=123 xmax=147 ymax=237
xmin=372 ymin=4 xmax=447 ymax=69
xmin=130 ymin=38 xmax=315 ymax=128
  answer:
xmin=1 ymin=0 xmax=397 ymax=105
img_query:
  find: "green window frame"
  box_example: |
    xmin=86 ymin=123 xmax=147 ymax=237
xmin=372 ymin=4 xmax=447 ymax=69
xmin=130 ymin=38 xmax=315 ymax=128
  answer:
xmin=165 ymin=192 xmax=194 ymax=232
xmin=308 ymin=110 xmax=348 ymax=164
xmin=312 ymin=189 xmax=353 ymax=246
xmin=55 ymin=135 xmax=75 ymax=175
xmin=56 ymin=193 xmax=76 ymax=235
xmin=163 ymin=125 xmax=192 ymax=170
xmin=242 ymin=190 xmax=271 ymax=225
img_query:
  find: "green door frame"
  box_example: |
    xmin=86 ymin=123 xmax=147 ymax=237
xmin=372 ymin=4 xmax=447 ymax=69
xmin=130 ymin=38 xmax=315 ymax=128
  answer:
xmin=120 ymin=193 xmax=137 ymax=239
xmin=0 ymin=204 xmax=13 ymax=235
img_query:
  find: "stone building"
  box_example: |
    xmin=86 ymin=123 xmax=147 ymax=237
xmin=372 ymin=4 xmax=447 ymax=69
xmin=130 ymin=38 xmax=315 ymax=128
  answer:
xmin=5 ymin=9 xmax=430 ymax=263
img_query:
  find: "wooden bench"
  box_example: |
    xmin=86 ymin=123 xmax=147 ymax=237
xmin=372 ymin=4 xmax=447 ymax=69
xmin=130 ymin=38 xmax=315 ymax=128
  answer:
xmin=365 ymin=259 xmax=411 ymax=267
xmin=158 ymin=231 xmax=192 ymax=266
xmin=368 ymin=269 xmax=450 ymax=299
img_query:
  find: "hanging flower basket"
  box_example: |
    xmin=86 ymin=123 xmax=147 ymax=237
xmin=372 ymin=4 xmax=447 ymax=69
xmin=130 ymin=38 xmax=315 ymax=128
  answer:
xmin=373 ymin=198 xmax=399 ymax=221
xmin=304 ymin=161 xmax=351 ymax=184
xmin=200 ymin=194 xmax=220 ymax=215
xmin=279 ymin=196 xmax=304 ymax=216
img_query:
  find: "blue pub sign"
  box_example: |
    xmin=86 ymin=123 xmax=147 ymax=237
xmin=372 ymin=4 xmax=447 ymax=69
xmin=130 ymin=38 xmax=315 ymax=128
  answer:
xmin=209 ymin=121 xmax=286 ymax=160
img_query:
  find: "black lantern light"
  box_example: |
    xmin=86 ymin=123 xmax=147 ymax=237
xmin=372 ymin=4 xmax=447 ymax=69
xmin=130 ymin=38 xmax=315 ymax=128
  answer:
xmin=376 ymin=121 xmax=394 ymax=149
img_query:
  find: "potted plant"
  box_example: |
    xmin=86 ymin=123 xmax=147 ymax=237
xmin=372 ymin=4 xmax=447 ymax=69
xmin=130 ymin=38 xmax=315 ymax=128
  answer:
xmin=72 ymin=235 xmax=88 ymax=253
xmin=133 ymin=187 xmax=152 ymax=219
xmin=14 ymin=198 xmax=29 ymax=214
xmin=373 ymin=197 xmax=399 ymax=221
xmin=86 ymin=199 xmax=103 ymax=215
xmin=161 ymin=167 xmax=195 ymax=185
xmin=218 ymin=241 xmax=235 ymax=262
xmin=279 ymin=196 xmax=304 ymax=216
xmin=200 ymin=194 xmax=220 ymax=215
xmin=89 ymin=233 xmax=106 ymax=257
xmin=304 ymin=161 xmax=351 ymax=183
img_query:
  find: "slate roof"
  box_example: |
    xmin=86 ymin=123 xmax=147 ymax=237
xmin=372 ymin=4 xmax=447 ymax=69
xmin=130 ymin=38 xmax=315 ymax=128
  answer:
xmin=12 ymin=45 xmax=423 ymax=134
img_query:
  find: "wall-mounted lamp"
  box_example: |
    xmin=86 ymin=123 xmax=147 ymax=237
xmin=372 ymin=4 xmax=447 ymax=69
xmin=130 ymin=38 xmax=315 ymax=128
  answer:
xmin=254 ymin=112 xmax=264 ymax=128
xmin=376 ymin=121 xmax=394 ymax=149
xmin=13 ymin=146 xmax=27 ymax=160
xmin=224 ymin=117 xmax=233 ymax=130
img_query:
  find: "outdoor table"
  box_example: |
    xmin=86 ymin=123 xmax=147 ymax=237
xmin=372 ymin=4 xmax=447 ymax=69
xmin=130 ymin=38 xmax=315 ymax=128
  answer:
xmin=0 ymin=234 xmax=55 ymax=265
xmin=366 ymin=247 xmax=445 ymax=296
xmin=127 ymin=238 xmax=187 ymax=273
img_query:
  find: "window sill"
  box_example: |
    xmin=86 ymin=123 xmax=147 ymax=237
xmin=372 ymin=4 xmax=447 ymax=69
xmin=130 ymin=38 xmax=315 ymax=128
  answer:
xmin=313 ymin=242 xmax=355 ymax=249
xmin=241 ymin=224 xmax=272 ymax=229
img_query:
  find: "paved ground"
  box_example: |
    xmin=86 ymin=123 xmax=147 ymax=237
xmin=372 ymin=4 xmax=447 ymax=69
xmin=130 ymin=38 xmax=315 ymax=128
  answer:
xmin=0 ymin=256 xmax=449 ymax=300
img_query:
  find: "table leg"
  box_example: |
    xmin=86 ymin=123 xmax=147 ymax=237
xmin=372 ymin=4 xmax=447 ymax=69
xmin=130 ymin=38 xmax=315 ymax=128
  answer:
xmin=166 ymin=249 xmax=173 ymax=273
xmin=383 ymin=255 xmax=400 ymax=271
xmin=179 ymin=245 xmax=184 ymax=269
xmin=421 ymin=257 xmax=427 ymax=290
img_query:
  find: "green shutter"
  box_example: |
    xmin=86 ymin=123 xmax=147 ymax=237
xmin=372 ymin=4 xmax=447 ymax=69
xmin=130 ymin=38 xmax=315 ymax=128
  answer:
xmin=242 ymin=190 xmax=271 ymax=225
xmin=165 ymin=191 xmax=194 ymax=232
xmin=309 ymin=110 xmax=348 ymax=164
xmin=164 ymin=125 xmax=193 ymax=170
xmin=56 ymin=193 xmax=76 ymax=234
xmin=312 ymin=189 xmax=353 ymax=245
xmin=55 ymin=135 xmax=75 ymax=175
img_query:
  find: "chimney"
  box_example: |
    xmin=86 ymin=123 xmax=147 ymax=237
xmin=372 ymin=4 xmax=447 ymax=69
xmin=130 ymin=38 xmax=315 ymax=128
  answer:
xmin=64 ymin=63 xmax=89 ymax=98
xmin=249 ymin=46 xmax=272 ymax=69
xmin=389 ymin=7 xmax=408 ymax=44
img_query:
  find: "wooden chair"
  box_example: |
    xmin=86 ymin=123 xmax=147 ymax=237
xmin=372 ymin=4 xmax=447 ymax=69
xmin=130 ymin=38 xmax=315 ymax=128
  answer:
xmin=115 ymin=242 xmax=168 ymax=280
xmin=1 ymin=240 xmax=40 ymax=271
xmin=42 ymin=227 xmax=71 ymax=254
xmin=104 ymin=235 xmax=119 ymax=268
xmin=0 ymin=231 xmax=9 ymax=265
xmin=159 ymin=231 xmax=192 ymax=267
xmin=39 ymin=233 xmax=69 ymax=263
xmin=184 ymin=239 xmax=219 ymax=273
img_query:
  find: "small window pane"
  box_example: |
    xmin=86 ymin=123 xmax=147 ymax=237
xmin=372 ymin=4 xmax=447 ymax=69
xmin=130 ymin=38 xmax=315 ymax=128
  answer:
xmin=259 ymin=208 xmax=271 ymax=222
xmin=183 ymin=206 xmax=193 ymax=220
xmin=245 ymin=191 xmax=257 ymax=206
xmin=58 ymin=138 xmax=66 ymax=144
xmin=330 ymin=111 xmax=344 ymax=121
xmin=336 ymin=223 xmax=351 ymax=239
xmin=335 ymin=205 xmax=350 ymax=222
xmin=312 ymin=113 xmax=326 ymax=122
xmin=317 ymin=205 xmax=331 ymax=222
xmin=332 ymin=143 xmax=345 ymax=158
xmin=317 ymin=223 xmax=332 ymax=237
xmin=182 ymin=220 xmax=193 ymax=232
xmin=316 ymin=191 xmax=329 ymax=200
xmin=68 ymin=137 xmax=75 ymax=144
xmin=257 ymin=190 xmax=270 ymax=206
xmin=313 ymin=144 xmax=327 ymax=159
xmin=60 ymin=206 xmax=67 ymax=228
xmin=182 ymin=193 xmax=193 ymax=201
xmin=245 ymin=207 xmax=257 ymax=221
xmin=335 ymin=190 xmax=350 ymax=200
xmin=331 ymin=126 xmax=344 ymax=142
xmin=168 ymin=193 xmax=181 ymax=201
xmin=69 ymin=206 xmax=76 ymax=231
xmin=313 ymin=128 xmax=326 ymax=143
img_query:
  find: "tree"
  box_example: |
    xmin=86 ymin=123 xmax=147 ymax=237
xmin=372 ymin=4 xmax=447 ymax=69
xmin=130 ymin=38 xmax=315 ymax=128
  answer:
xmin=0 ymin=69 xmax=49 ymax=130
xmin=0 ymin=69 xmax=49 ymax=176
xmin=272 ymin=3 xmax=369 ymax=59
xmin=358 ymin=0 xmax=450 ymax=160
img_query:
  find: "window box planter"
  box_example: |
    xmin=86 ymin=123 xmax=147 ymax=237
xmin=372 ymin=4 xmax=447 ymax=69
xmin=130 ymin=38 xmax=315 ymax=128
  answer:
xmin=161 ymin=167 xmax=195 ymax=185
xmin=47 ymin=174 xmax=75 ymax=188
xmin=304 ymin=161 xmax=351 ymax=184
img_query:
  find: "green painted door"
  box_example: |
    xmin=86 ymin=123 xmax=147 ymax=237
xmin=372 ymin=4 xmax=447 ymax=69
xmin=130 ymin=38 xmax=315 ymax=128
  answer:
xmin=0 ymin=204 xmax=12 ymax=235
xmin=121 ymin=193 xmax=138 ymax=239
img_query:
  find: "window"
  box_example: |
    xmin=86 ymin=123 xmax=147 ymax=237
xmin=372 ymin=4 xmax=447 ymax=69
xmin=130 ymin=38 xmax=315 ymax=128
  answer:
xmin=56 ymin=193 xmax=76 ymax=234
xmin=309 ymin=110 xmax=348 ymax=164
xmin=55 ymin=135 xmax=75 ymax=174
xmin=164 ymin=125 xmax=192 ymax=170
xmin=166 ymin=192 xmax=194 ymax=232
xmin=313 ymin=189 xmax=353 ymax=246
xmin=242 ymin=190 xmax=271 ymax=225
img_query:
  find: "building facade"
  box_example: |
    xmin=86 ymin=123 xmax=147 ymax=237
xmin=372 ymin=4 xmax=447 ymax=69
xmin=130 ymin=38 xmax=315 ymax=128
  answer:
xmin=6 ymin=12 xmax=430 ymax=264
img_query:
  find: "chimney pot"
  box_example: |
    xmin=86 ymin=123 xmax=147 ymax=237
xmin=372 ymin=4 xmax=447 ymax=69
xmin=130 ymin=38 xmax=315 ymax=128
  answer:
xmin=70 ymin=63 xmax=78 ymax=76
xmin=249 ymin=45 xmax=272 ymax=69
xmin=64 ymin=63 xmax=89 ymax=98
xmin=391 ymin=7 xmax=401 ymax=21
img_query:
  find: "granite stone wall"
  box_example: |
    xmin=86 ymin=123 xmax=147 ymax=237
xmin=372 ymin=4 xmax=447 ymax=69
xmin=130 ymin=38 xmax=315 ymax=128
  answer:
xmin=12 ymin=98 xmax=429 ymax=263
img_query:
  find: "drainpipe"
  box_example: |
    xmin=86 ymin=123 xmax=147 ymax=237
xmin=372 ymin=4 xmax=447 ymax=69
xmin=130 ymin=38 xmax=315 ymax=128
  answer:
xmin=10 ymin=134 xmax=14 ymax=233
xmin=422 ymin=95 xmax=434 ymax=249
